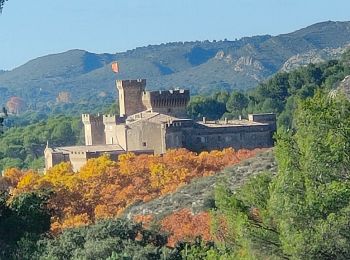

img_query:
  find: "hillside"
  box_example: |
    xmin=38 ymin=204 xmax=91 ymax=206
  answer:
xmin=123 ymin=149 xmax=276 ymax=220
xmin=1 ymin=21 xmax=350 ymax=109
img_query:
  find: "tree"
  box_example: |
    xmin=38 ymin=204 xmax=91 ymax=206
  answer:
xmin=187 ymin=96 xmax=226 ymax=120
xmin=0 ymin=0 xmax=7 ymax=13
xmin=270 ymin=91 xmax=350 ymax=258
xmin=212 ymin=173 xmax=284 ymax=259
xmin=0 ymin=191 xmax=51 ymax=259
xmin=160 ymin=209 xmax=211 ymax=247
xmin=36 ymin=219 xmax=170 ymax=260
xmin=226 ymin=91 xmax=249 ymax=116
xmin=210 ymin=91 xmax=350 ymax=259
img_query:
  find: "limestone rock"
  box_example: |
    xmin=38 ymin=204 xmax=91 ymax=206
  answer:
xmin=281 ymin=44 xmax=350 ymax=72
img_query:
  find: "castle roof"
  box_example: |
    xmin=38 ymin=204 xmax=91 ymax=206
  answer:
xmin=50 ymin=144 xmax=125 ymax=154
xmin=197 ymin=119 xmax=268 ymax=128
xmin=126 ymin=110 xmax=192 ymax=125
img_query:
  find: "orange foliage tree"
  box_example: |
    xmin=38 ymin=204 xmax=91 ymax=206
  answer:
xmin=160 ymin=209 xmax=212 ymax=247
xmin=3 ymin=148 xmax=261 ymax=232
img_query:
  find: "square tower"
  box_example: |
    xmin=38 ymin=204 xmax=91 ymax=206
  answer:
xmin=82 ymin=114 xmax=106 ymax=145
xmin=116 ymin=79 xmax=146 ymax=117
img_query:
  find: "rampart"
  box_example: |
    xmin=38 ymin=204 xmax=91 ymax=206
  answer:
xmin=142 ymin=89 xmax=190 ymax=118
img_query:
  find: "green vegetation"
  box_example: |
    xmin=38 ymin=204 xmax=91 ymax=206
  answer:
xmin=187 ymin=49 xmax=350 ymax=129
xmin=0 ymin=189 xmax=203 ymax=259
xmin=0 ymin=116 xmax=82 ymax=171
xmin=36 ymin=219 xmax=174 ymax=260
xmin=0 ymin=191 xmax=51 ymax=259
xmin=206 ymin=91 xmax=350 ymax=259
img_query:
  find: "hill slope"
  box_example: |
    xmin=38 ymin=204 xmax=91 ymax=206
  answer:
xmin=1 ymin=21 xmax=350 ymax=108
xmin=123 ymin=149 xmax=276 ymax=220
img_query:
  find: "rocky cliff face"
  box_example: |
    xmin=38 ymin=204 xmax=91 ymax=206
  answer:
xmin=281 ymin=44 xmax=350 ymax=72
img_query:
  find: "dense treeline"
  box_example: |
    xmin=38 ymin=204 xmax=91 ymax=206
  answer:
xmin=0 ymin=98 xmax=118 ymax=172
xmin=187 ymin=49 xmax=350 ymax=129
xmin=2 ymin=149 xmax=257 ymax=231
xmin=0 ymin=148 xmax=258 ymax=258
xmin=0 ymin=116 xmax=82 ymax=171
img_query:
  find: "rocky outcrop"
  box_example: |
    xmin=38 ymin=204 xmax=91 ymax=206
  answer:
xmin=214 ymin=51 xmax=263 ymax=72
xmin=281 ymin=44 xmax=350 ymax=72
xmin=234 ymin=56 xmax=263 ymax=72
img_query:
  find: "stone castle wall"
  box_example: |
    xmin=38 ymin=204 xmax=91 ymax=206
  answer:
xmin=182 ymin=124 xmax=274 ymax=152
xmin=142 ymin=89 xmax=190 ymax=118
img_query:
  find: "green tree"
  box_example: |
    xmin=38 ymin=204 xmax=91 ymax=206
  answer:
xmin=212 ymin=173 xmax=284 ymax=259
xmin=0 ymin=0 xmax=7 ymax=13
xmin=187 ymin=96 xmax=226 ymax=120
xmin=36 ymin=218 xmax=172 ymax=260
xmin=0 ymin=191 xmax=51 ymax=259
xmin=269 ymin=91 xmax=350 ymax=258
xmin=211 ymin=91 xmax=350 ymax=259
xmin=226 ymin=91 xmax=249 ymax=117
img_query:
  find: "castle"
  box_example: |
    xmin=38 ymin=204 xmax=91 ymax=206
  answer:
xmin=45 ymin=79 xmax=276 ymax=171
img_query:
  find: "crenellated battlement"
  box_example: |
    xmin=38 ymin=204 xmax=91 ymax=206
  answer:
xmin=116 ymin=79 xmax=146 ymax=90
xmin=103 ymin=114 xmax=118 ymax=124
xmin=81 ymin=114 xmax=105 ymax=145
xmin=142 ymin=89 xmax=190 ymax=109
xmin=82 ymin=114 xmax=104 ymax=124
xmin=147 ymin=89 xmax=189 ymax=98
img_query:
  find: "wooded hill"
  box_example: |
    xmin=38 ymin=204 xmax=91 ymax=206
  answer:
xmin=1 ymin=21 xmax=350 ymax=110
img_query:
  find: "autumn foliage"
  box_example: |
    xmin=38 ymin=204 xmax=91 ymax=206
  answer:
xmin=2 ymin=148 xmax=260 ymax=232
xmin=160 ymin=209 xmax=212 ymax=247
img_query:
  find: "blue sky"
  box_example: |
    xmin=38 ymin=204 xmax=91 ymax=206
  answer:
xmin=0 ymin=0 xmax=349 ymax=70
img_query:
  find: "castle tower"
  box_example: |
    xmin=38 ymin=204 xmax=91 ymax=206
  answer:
xmin=116 ymin=79 xmax=146 ymax=117
xmin=103 ymin=115 xmax=118 ymax=145
xmin=82 ymin=114 xmax=106 ymax=146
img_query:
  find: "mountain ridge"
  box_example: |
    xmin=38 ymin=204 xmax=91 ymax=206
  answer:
xmin=1 ymin=20 xmax=350 ymax=108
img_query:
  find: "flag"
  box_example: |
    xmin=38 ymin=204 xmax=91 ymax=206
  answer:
xmin=111 ymin=62 xmax=119 ymax=73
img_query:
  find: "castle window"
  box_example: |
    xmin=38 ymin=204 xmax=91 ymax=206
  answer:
xmin=218 ymin=136 xmax=222 ymax=142
xmin=200 ymin=137 xmax=207 ymax=143
xmin=168 ymin=108 xmax=171 ymax=113
xmin=142 ymin=142 xmax=147 ymax=147
xmin=225 ymin=136 xmax=231 ymax=142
